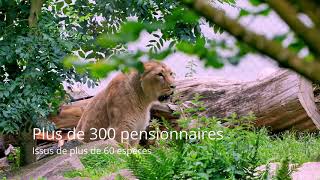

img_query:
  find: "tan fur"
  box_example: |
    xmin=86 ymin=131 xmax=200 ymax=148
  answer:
xmin=75 ymin=61 xmax=175 ymax=145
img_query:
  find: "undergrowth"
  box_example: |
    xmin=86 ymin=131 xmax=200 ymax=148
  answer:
xmin=64 ymin=94 xmax=320 ymax=180
xmin=64 ymin=152 xmax=126 ymax=179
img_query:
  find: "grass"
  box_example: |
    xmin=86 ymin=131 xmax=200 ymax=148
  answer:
xmin=63 ymin=95 xmax=320 ymax=179
xmin=63 ymin=127 xmax=320 ymax=179
xmin=64 ymin=152 xmax=126 ymax=179
xmin=258 ymin=131 xmax=320 ymax=165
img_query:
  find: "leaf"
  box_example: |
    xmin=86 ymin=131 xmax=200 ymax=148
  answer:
xmin=168 ymin=41 xmax=176 ymax=49
xmin=156 ymin=42 xmax=161 ymax=50
xmin=153 ymin=33 xmax=160 ymax=38
xmin=195 ymin=37 xmax=207 ymax=57
xmin=56 ymin=1 xmax=64 ymax=10
xmin=89 ymin=61 xmax=117 ymax=78
xmin=4 ymin=91 xmax=9 ymax=97
xmin=180 ymin=9 xmax=199 ymax=24
xmin=239 ymin=9 xmax=250 ymax=17
xmin=213 ymin=26 xmax=220 ymax=34
xmin=304 ymin=54 xmax=315 ymax=62
xmin=63 ymin=55 xmax=78 ymax=68
xmin=159 ymin=38 xmax=164 ymax=46
xmin=205 ymin=51 xmax=224 ymax=68
xmin=195 ymin=37 xmax=205 ymax=49
xmin=273 ymin=34 xmax=287 ymax=43
xmin=119 ymin=22 xmax=145 ymax=42
xmin=249 ymin=0 xmax=262 ymax=6
xmin=149 ymin=49 xmax=172 ymax=60
xmin=149 ymin=40 xmax=157 ymax=43
xmin=176 ymin=41 xmax=195 ymax=54
xmin=288 ymin=40 xmax=305 ymax=53
xmin=135 ymin=61 xmax=144 ymax=73
xmin=78 ymin=51 xmax=85 ymax=58
xmin=96 ymin=34 xmax=122 ymax=48
xmin=258 ymin=8 xmax=271 ymax=16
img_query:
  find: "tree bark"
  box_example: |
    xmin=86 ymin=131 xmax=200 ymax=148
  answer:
xmin=19 ymin=131 xmax=36 ymax=165
xmin=172 ymin=70 xmax=320 ymax=132
xmin=181 ymin=0 xmax=320 ymax=83
xmin=267 ymin=0 xmax=320 ymax=57
xmin=296 ymin=0 xmax=320 ymax=30
xmin=28 ymin=0 xmax=43 ymax=28
xmin=0 ymin=134 xmax=5 ymax=158
xmin=49 ymin=70 xmax=320 ymax=134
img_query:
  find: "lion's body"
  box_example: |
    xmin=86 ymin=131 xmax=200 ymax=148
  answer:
xmin=75 ymin=61 xmax=175 ymax=145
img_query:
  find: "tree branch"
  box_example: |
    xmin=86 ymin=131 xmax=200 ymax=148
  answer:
xmin=181 ymin=0 xmax=320 ymax=83
xmin=266 ymin=0 xmax=320 ymax=58
xmin=310 ymin=0 xmax=320 ymax=10
xmin=295 ymin=0 xmax=320 ymax=30
xmin=28 ymin=0 xmax=43 ymax=28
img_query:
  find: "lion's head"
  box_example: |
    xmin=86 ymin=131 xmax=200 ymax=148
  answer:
xmin=140 ymin=61 xmax=175 ymax=101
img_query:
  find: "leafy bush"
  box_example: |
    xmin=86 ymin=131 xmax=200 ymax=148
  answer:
xmin=127 ymin=145 xmax=182 ymax=179
xmin=66 ymin=123 xmax=320 ymax=179
xmin=125 ymin=114 xmax=263 ymax=180
xmin=65 ymin=95 xmax=320 ymax=180
xmin=64 ymin=152 xmax=126 ymax=179
xmin=0 ymin=1 xmax=95 ymax=134
xmin=257 ymin=131 xmax=320 ymax=165
xmin=275 ymin=157 xmax=291 ymax=180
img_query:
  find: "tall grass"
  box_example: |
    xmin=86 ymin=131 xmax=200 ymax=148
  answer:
xmin=64 ymin=95 xmax=320 ymax=179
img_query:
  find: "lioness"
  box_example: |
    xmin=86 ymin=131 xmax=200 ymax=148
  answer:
xmin=75 ymin=61 xmax=175 ymax=145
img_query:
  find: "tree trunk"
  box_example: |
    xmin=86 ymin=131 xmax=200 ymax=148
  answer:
xmin=172 ymin=70 xmax=320 ymax=132
xmin=19 ymin=131 xmax=36 ymax=165
xmin=0 ymin=134 xmax=5 ymax=158
xmin=49 ymin=70 xmax=320 ymax=135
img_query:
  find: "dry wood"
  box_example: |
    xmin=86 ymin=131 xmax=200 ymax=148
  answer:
xmin=48 ymin=70 xmax=320 ymax=134
xmin=172 ymin=70 xmax=320 ymax=132
xmin=35 ymin=132 xmax=69 ymax=142
xmin=49 ymin=99 xmax=91 ymax=129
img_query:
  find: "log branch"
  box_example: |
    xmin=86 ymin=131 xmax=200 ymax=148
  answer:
xmin=296 ymin=0 xmax=320 ymax=30
xmin=49 ymin=71 xmax=320 ymax=132
xmin=181 ymin=0 xmax=320 ymax=83
xmin=266 ymin=0 xmax=320 ymax=57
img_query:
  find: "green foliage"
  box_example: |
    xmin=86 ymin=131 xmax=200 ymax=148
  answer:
xmin=68 ymin=94 xmax=320 ymax=180
xmin=7 ymin=147 xmax=21 ymax=169
xmin=257 ymin=131 xmax=320 ymax=164
xmin=127 ymin=146 xmax=181 ymax=179
xmin=177 ymin=38 xmax=224 ymax=68
xmin=64 ymin=152 xmax=126 ymax=179
xmin=64 ymin=0 xmax=243 ymax=78
xmin=275 ymin=157 xmax=291 ymax=180
xmin=96 ymin=22 xmax=149 ymax=49
xmin=66 ymin=125 xmax=320 ymax=179
xmin=0 ymin=1 xmax=94 ymax=134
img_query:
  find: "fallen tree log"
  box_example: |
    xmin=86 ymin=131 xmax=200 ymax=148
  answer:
xmin=50 ymin=70 xmax=320 ymax=132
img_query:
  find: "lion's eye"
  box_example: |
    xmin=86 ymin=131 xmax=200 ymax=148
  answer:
xmin=157 ymin=73 xmax=164 ymax=77
xmin=170 ymin=72 xmax=173 ymax=76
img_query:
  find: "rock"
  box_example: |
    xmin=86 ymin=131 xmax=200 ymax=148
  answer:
xmin=292 ymin=162 xmax=320 ymax=180
xmin=256 ymin=162 xmax=320 ymax=180
xmin=76 ymin=139 xmax=119 ymax=154
xmin=101 ymin=169 xmax=137 ymax=180
xmin=4 ymin=144 xmax=14 ymax=156
xmin=255 ymin=163 xmax=280 ymax=179
xmin=23 ymin=155 xmax=84 ymax=180
xmin=8 ymin=139 xmax=120 ymax=179
xmin=0 ymin=157 xmax=9 ymax=170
